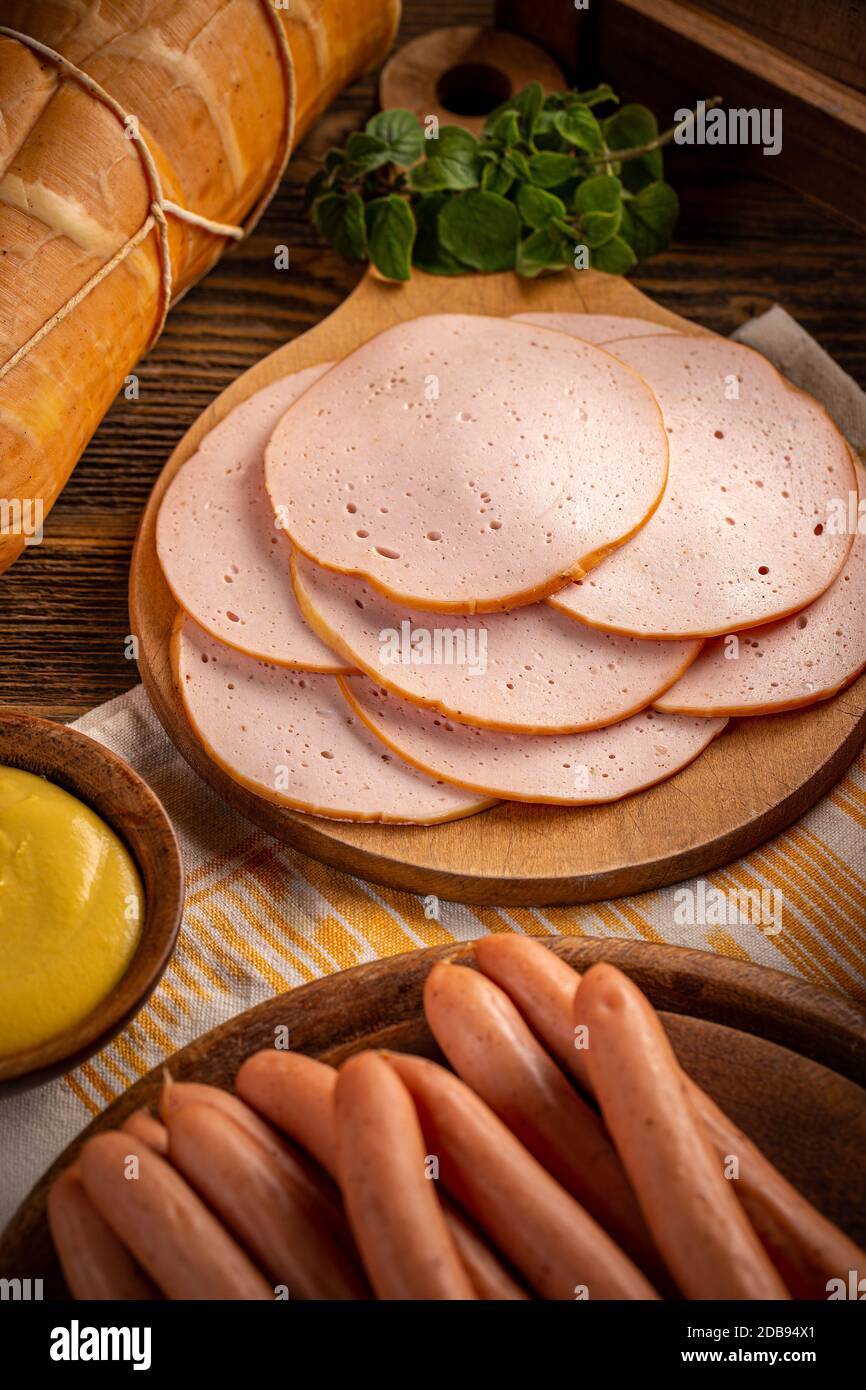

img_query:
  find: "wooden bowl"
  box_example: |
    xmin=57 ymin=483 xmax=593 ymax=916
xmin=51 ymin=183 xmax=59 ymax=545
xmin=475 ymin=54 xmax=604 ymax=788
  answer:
xmin=0 ymin=709 xmax=184 ymax=1092
xmin=2 ymin=938 xmax=865 ymax=1293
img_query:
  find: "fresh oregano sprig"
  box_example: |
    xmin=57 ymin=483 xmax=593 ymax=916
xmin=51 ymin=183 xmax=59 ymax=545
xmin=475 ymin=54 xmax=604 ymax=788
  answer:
xmin=306 ymin=85 xmax=721 ymax=281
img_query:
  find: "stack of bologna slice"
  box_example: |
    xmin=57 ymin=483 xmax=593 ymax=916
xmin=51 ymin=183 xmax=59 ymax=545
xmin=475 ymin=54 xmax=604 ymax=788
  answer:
xmin=157 ymin=311 xmax=864 ymax=824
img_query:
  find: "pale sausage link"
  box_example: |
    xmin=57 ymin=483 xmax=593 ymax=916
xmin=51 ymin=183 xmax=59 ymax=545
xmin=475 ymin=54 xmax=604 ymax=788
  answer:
xmin=166 ymin=1103 xmax=368 ymax=1300
xmin=474 ymin=934 xmax=866 ymax=1299
xmin=387 ymin=1051 xmax=659 ymax=1301
xmin=160 ymin=1076 xmax=356 ymax=1264
xmin=120 ymin=1108 xmax=168 ymax=1154
xmin=78 ymin=1131 xmax=272 ymax=1300
xmin=423 ymin=960 xmax=670 ymax=1290
xmin=48 ymin=1165 xmax=159 ymax=1301
xmin=574 ymin=962 xmax=790 ymax=1299
xmin=237 ymin=1047 xmax=527 ymax=1299
xmin=236 ymin=1050 xmax=340 ymax=1177
xmin=335 ymin=1051 xmax=476 ymax=1300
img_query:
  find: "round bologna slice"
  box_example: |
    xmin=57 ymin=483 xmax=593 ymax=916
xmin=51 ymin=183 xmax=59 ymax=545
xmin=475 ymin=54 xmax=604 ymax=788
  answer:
xmin=655 ymin=522 xmax=866 ymax=717
xmin=548 ymin=334 xmax=857 ymax=639
xmin=265 ymin=314 xmax=669 ymax=613
xmin=512 ymin=313 xmax=678 ymax=343
xmin=338 ymin=674 xmax=727 ymax=805
xmin=292 ymin=551 xmax=702 ymax=734
xmin=173 ymin=617 xmax=493 ymax=824
xmin=157 ymin=364 xmax=348 ymax=671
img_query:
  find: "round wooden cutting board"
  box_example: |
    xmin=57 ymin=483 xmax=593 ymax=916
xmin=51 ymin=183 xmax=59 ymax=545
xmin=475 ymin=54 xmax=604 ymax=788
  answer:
xmin=2 ymin=939 xmax=865 ymax=1296
xmin=129 ymin=269 xmax=866 ymax=905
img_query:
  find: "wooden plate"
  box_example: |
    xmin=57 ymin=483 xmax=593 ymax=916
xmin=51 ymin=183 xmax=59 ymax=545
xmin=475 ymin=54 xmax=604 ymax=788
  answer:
xmin=3 ymin=938 xmax=865 ymax=1296
xmin=129 ymin=269 xmax=866 ymax=905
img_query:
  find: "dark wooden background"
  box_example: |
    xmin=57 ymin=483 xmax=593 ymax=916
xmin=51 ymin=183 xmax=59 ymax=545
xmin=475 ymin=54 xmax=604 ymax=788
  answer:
xmin=2 ymin=0 xmax=864 ymax=721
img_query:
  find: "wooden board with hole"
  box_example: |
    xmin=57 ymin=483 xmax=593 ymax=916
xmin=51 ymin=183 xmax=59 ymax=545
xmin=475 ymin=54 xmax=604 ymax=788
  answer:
xmin=129 ymin=268 xmax=866 ymax=906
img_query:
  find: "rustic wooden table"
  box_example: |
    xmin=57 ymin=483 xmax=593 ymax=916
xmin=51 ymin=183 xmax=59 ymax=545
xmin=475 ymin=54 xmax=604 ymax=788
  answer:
xmin=2 ymin=0 xmax=864 ymax=721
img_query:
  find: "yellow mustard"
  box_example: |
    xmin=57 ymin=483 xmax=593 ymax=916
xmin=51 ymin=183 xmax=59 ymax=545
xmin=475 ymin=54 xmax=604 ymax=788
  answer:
xmin=0 ymin=765 xmax=143 ymax=1057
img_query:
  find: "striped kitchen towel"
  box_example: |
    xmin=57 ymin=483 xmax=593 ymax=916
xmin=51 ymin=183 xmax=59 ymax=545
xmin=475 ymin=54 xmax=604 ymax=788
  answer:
xmin=1 ymin=306 xmax=865 ymax=1230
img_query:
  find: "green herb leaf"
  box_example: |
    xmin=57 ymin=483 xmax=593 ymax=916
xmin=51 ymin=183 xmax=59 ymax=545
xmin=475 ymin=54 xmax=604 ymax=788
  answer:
xmin=434 ymin=126 xmax=481 ymax=161
xmin=579 ymin=209 xmax=620 ymax=247
xmin=412 ymin=193 xmax=468 ymax=275
xmin=517 ymin=184 xmax=567 ymax=229
xmin=528 ymin=152 xmax=576 ymax=188
xmin=304 ymin=167 xmax=330 ymax=213
xmin=604 ymin=104 xmax=660 ymax=163
xmin=342 ymin=131 xmax=391 ymax=177
xmin=306 ymin=82 xmax=694 ymax=282
xmin=573 ymin=84 xmax=619 ymax=110
xmin=533 ymin=109 xmax=563 ymax=148
xmin=502 ymin=148 xmax=532 ymax=183
xmin=408 ymin=160 xmax=450 ymax=193
xmin=311 ymin=191 xmax=367 ymax=258
xmin=573 ymin=174 xmax=622 ymax=215
xmin=516 ymin=226 xmax=572 ymax=278
xmin=604 ymin=103 xmax=663 ymax=191
xmin=439 ymin=190 xmax=519 ymax=272
xmin=412 ymin=126 xmax=481 ymax=191
xmin=365 ymin=109 xmax=425 ymax=167
xmin=591 ymin=235 xmax=637 ymax=274
xmin=620 ymin=180 xmax=679 ymax=258
xmin=512 ymin=80 xmax=544 ymax=138
xmin=481 ymin=160 xmax=514 ymax=196
xmin=554 ymin=105 xmax=603 ymax=153
xmin=365 ymin=195 xmax=416 ymax=280
xmin=410 ymin=155 xmax=478 ymax=193
xmin=487 ymin=109 xmax=521 ymax=146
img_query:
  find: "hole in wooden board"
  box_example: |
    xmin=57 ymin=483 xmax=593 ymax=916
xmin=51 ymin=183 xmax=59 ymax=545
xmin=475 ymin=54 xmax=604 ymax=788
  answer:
xmin=436 ymin=62 xmax=512 ymax=117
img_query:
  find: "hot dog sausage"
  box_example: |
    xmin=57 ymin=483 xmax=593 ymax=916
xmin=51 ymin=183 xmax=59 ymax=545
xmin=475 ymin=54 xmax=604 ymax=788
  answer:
xmin=335 ymin=1051 xmax=476 ymax=1299
xmin=690 ymin=1085 xmax=866 ymax=1299
xmin=165 ymin=1102 xmax=368 ymax=1300
xmin=386 ymin=1051 xmax=659 ymax=1300
xmin=161 ymin=1075 xmax=354 ymax=1261
xmin=48 ymin=1165 xmax=159 ymax=1301
xmin=573 ymin=962 xmax=790 ymax=1299
xmin=121 ymin=1108 xmax=168 ymax=1154
xmin=78 ymin=1131 xmax=272 ymax=1299
xmin=441 ymin=1197 xmax=530 ymax=1300
xmin=238 ymin=1048 xmax=527 ymax=1299
xmin=423 ymin=961 xmax=667 ymax=1287
xmin=475 ymin=934 xmax=865 ymax=1298
xmin=161 ymin=1078 xmax=338 ymax=1202
xmin=473 ymin=934 xmax=590 ymax=1088
xmin=236 ymin=1050 xmax=339 ymax=1176
xmin=160 ymin=1077 xmax=326 ymax=1183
